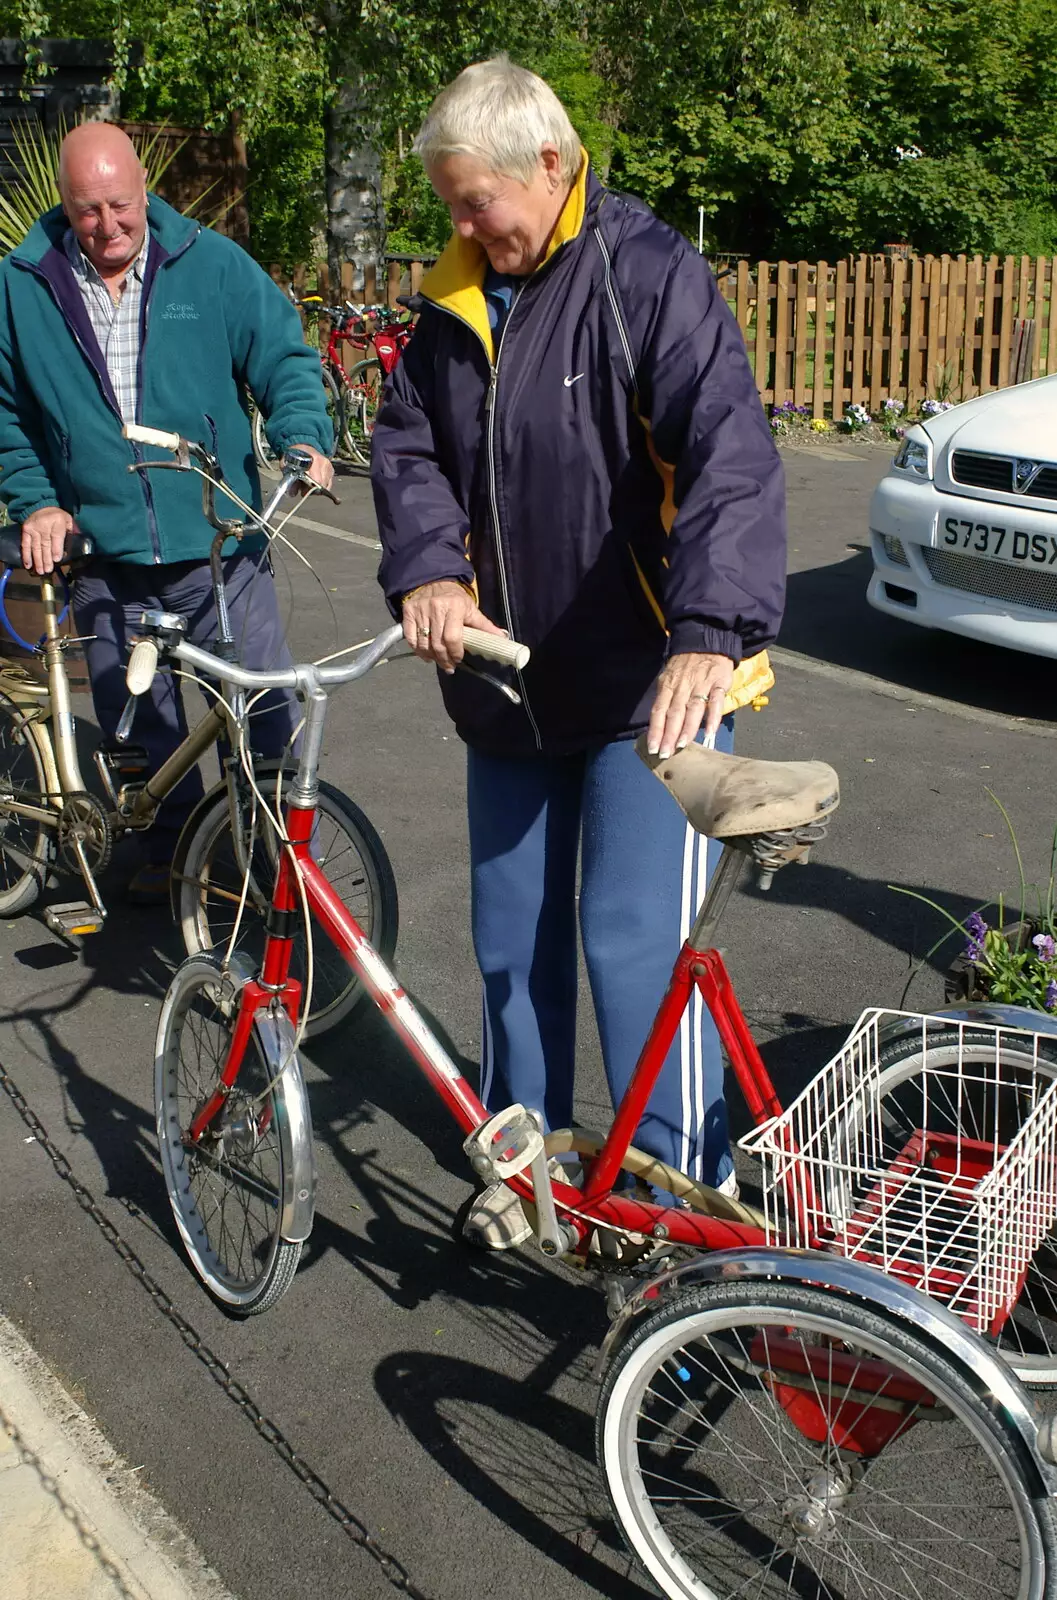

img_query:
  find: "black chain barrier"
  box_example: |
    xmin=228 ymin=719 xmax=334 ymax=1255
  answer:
xmin=0 ymin=1407 xmax=140 ymax=1599
xmin=0 ymin=1064 xmax=432 ymax=1600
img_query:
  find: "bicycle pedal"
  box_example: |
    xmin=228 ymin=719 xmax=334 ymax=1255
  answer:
xmin=464 ymin=1104 xmax=545 ymax=1183
xmin=44 ymin=901 xmax=105 ymax=938
xmin=99 ymin=742 xmax=151 ymax=776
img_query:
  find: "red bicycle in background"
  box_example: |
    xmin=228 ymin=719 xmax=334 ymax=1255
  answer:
xmin=252 ymin=291 xmax=414 ymax=475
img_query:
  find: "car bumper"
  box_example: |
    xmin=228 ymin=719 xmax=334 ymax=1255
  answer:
xmin=867 ymin=476 xmax=1057 ymax=658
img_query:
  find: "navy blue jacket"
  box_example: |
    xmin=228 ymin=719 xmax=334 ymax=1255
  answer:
xmin=371 ymin=164 xmax=786 ymax=756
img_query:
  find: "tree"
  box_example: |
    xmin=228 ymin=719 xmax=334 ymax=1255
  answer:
xmin=0 ymin=0 xmax=329 ymax=265
xmin=594 ymin=0 xmax=1057 ymax=257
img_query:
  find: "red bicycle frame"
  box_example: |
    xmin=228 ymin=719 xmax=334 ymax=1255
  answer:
xmin=197 ymin=794 xmax=789 ymax=1259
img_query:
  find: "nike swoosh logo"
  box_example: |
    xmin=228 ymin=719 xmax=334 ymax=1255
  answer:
xmin=563 ymin=372 xmax=585 ymax=387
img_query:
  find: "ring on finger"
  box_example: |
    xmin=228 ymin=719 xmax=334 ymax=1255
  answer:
xmin=419 ymin=626 xmax=431 ymax=638
xmin=687 ymin=693 xmax=708 ymax=704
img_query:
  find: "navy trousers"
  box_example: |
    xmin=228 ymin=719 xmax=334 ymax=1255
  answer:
xmin=73 ymin=554 xmax=300 ymax=863
xmin=467 ymin=721 xmax=735 ymax=1187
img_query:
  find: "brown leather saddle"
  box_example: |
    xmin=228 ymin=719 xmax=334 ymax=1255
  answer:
xmin=637 ymin=736 xmax=839 ymax=886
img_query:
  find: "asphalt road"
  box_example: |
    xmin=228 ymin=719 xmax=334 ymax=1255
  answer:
xmin=2 ymin=439 xmax=1057 ymax=1599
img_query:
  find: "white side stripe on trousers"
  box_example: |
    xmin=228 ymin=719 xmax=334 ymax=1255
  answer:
xmin=480 ymin=985 xmax=495 ymax=1109
xmin=678 ymin=821 xmax=710 ymax=1181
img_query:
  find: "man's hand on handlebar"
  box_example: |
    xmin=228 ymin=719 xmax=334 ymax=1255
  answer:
xmin=287 ymin=443 xmax=334 ymax=498
xmin=21 ymin=507 xmax=77 ymax=575
xmin=401 ymin=580 xmax=508 ymax=675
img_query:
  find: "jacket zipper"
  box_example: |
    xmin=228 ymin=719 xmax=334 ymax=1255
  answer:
xmin=135 ymin=227 xmax=198 ymax=563
xmin=430 ymin=292 xmax=542 ymax=748
xmin=482 ymin=286 xmax=542 ymax=749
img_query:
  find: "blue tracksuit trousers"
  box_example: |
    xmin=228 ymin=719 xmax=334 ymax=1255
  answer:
xmin=466 ymin=722 xmax=735 ymax=1187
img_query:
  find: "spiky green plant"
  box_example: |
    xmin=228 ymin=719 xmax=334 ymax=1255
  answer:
xmin=0 ymin=117 xmax=225 ymax=255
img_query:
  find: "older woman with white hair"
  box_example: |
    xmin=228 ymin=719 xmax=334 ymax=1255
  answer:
xmin=371 ymin=56 xmax=786 ymax=1247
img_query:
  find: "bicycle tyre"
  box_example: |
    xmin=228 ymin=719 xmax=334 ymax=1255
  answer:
xmin=865 ymin=1028 xmax=1057 ymax=1387
xmin=174 ymin=766 xmax=398 ymax=1041
xmin=0 ymin=688 xmax=52 ymax=916
xmin=155 ymin=955 xmax=308 ymax=1315
xmin=339 ymin=358 xmax=383 ymax=468
xmin=597 ymin=1278 xmax=1056 ymax=1600
xmin=251 ymin=366 xmax=343 ymax=480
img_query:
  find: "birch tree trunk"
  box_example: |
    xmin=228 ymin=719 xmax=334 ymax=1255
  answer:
xmin=325 ymin=63 xmax=385 ymax=291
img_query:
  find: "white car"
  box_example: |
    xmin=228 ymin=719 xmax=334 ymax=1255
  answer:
xmin=867 ymin=374 xmax=1057 ymax=657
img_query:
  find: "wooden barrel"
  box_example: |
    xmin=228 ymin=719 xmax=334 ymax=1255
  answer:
xmin=0 ymin=570 xmax=90 ymax=689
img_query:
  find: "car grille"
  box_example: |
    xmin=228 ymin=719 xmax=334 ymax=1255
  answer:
xmin=951 ymin=451 xmax=1057 ymax=500
xmin=922 ymin=546 xmax=1057 ymax=614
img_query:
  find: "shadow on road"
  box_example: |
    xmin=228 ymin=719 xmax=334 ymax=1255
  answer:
xmin=781 ymin=545 xmax=1057 ymax=723
xmin=726 ymin=861 xmax=994 ymax=1125
xmin=376 ymin=1349 xmax=652 ymax=1600
xmin=0 ymin=899 xmax=184 ymax=1251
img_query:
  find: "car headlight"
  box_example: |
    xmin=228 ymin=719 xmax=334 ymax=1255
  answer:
xmin=893 ymin=437 xmax=932 ymax=480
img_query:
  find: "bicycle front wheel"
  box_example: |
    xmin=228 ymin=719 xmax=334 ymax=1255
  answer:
xmin=340 ymin=358 xmax=383 ymax=468
xmin=0 ymin=687 xmax=52 ymax=916
xmin=155 ymin=956 xmax=307 ymax=1315
xmin=597 ymin=1280 xmax=1055 ymax=1600
xmin=175 ymin=770 xmax=398 ymax=1040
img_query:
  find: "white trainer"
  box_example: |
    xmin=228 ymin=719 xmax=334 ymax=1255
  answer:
xmin=462 ymin=1181 xmax=533 ymax=1250
xmin=462 ymin=1157 xmax=582 ymax=1251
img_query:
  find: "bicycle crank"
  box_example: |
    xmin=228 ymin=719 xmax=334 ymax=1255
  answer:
xmin=57 ymin=791 xmax=112 ymax=875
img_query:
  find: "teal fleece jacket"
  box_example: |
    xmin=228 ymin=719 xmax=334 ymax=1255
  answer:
xmin=0 ymin=194 xmax=331 ymax=562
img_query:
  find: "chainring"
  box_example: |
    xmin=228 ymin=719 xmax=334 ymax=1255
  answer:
xmin=57 ymin=791 xmax=112 ymax=874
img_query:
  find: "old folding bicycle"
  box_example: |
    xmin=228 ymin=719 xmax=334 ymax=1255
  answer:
xmin=132 ymin=424 xmax=1057 ymax=1600
xmin=0 ymin=439 xmax=397 ymax=1037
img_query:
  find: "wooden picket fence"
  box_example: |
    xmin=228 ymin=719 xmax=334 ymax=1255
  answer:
xmin=274 ymin=251 xmax=1057 ymax=418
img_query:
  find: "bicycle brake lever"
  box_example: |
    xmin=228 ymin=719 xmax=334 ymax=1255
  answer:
xmin=455 ymin=661 xmax=521 ymax=705
xmin=293 ymin=477 xmax=340 ymax=506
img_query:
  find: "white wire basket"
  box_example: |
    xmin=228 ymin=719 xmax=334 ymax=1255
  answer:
xmin=739 ymin=1010 xmax=1057 ymax=1333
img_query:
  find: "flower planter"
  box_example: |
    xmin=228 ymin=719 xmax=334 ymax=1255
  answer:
xmin=944 ymin=920 xmax=1036 ymax=1005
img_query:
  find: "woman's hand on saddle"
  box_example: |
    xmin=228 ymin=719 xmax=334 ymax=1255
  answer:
xmin=21 ymin=507 xmax=76 ymax=575
xmin=401 ymin=579 xmax=507 ymax=673
xmin=648 ymin=652 xmax=735 ymax=758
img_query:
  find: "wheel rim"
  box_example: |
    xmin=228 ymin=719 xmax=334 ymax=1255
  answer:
xmin=252 ymin=374 xmax=339 ymax=476
xmin=604 ymin=1301 xmax=1038 ymax=1600
xmin=341 ymin=362 xmax=381 ymax=465
xmin=183 ymin=794 xmax=377 ymax=1029
xmin=0 ymin=704 xmax=47 ymax=894
xmin=157 ymin=970 xmax=285 ymax=1307
xmin=874 ymin=1040 xmax=1057 ymax=1383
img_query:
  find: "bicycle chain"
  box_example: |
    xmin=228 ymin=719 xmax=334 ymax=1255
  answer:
xmin=0 ymin=1064 xmax=432 ymax=1600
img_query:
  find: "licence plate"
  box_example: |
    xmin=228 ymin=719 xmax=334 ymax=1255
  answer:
xmin=941 ymin=515 xmax=1057 ymax=567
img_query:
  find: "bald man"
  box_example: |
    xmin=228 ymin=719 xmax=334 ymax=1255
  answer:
xmin=0 ymin=124 xmax=335 ymax=900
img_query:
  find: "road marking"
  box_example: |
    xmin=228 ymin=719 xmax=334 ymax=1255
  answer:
xmin=283 ymin=512 xmax=381 ymax=551
xmin=770 ymin=644 xmax=1057 ymax=738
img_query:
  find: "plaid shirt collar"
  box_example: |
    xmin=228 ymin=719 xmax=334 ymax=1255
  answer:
xmin=63 ymin=225 xmax=150 ymax=294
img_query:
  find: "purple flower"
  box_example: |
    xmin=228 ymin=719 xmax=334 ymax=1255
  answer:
xmin=1046 ymin=980 xmax=1057 ymax=1013
xmin=965 ymin=911 xmax=988 ymax=961
xmin=1034 ymin=933 xmax=1056 ymax=961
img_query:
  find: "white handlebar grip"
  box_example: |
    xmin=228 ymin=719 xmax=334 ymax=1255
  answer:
xmin=126 ymin=638 xmax=160 ymax=695
xmin=462 ymin=627 xmax=531 ymax=670
xmin=123 ymin=423 xmax=182 ymax=452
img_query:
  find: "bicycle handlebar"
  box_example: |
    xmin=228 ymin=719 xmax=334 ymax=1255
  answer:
xmin=126 ymin=623 xmax=530 ymax=695
xmin=125 ymin=422 xmax=182 ymax=452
